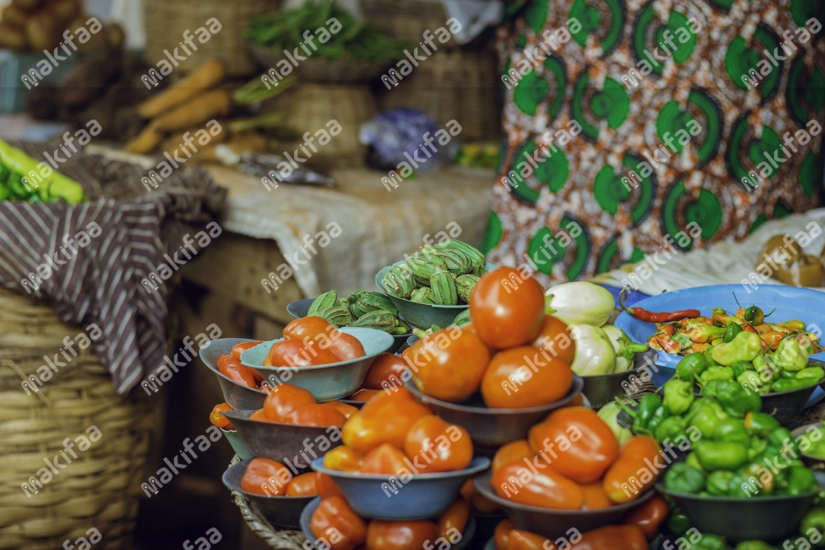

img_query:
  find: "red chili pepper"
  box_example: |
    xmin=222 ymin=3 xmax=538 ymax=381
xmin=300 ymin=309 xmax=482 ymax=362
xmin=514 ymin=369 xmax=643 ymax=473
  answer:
xmin=619 ymin=288 xmax=700 ymax=323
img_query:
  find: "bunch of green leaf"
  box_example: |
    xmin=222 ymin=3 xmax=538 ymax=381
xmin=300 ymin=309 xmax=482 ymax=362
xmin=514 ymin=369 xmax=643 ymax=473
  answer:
xmin=247 ymin=0 xmax=409 ymax=64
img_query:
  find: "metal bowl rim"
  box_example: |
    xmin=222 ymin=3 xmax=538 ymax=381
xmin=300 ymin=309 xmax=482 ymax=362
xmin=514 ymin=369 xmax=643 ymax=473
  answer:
xmin=791 ymin=422 xmax=825 ymax=463
xmin=309 ymin=455 xmax=491 ymax=481
xmin=405 ymin=376 xmax=584 ymax=415
xmin=221 ymin=409 xmax=343 ymax=432
xmin=200 ymin=338 xmax=269 ymax=396
xmin=656 ymin=482 xmax=818 ymax=502
xmin=222 ymin=459 xmax=319 ymax=502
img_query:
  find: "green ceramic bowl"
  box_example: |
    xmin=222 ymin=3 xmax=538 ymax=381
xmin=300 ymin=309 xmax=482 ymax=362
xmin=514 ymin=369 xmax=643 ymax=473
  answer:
xmin=375 ymin=261 xmax=495 ymax=329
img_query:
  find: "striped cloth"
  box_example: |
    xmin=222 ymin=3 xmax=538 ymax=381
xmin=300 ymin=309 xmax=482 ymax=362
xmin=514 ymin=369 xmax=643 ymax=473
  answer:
xmin=0 ymin=143 xmax=224 ymax=394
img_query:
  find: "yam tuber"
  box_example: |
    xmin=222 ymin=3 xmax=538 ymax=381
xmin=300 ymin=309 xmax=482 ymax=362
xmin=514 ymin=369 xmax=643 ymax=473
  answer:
xmin=152 ymin=89 xmax=232 ymax=132
xmin=124 ymin=123 xmax=164 ymax=155
xmin=137 ymin=59 xmax=226 ymax=119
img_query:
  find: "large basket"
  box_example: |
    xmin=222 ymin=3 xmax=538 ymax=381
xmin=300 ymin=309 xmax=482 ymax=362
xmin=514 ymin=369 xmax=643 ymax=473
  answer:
xmin=0 ymin=287 xmax=154 ymax=550
xmin=142 ymin=0 xmax=276 ymax=77
xmin=361 ymin=0 xmax=450 ymax=45
xmin=376 ymin=49 xmax=501 ymax=141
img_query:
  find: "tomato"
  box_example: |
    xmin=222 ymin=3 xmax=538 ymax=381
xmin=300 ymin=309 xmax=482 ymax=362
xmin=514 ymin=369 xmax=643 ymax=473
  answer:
xmin=209 ymin=403 xmax=234 ymax=430
xmin=622 ymin=494 xmax=668 ymax=539
xmin=263 ymin=384 xmax=316 ymax=421
xmin=528 ymin=407 xmax=619 ymax=484
xmin=283 ymin=403 xmax=347 ymax=427
xmin=286 ymin=472 xmax=318 ymax=497
xmin=365 ymin=520 xmax=438 ymax=550
xmin=481 ymin=347 xmax=574 ymax=409
xmin=327 ymin=332 xmax=366 ymax=361
xmin=459 ymin=479 xmax=473 ymax=501
xmin=264 ymin=339 xmax=341 ymax=367
xmin=311 ymin=496 xmax=368 ymax=550
xmin=249 ymin=409 xmax=276 ymax=422
xmin=321 ymin=401 xmax=360 ymax=419
xmin=232 ymin=341 xmax=262 ymax=360
xmin=470 ymin=488 xmax=502 ymax=514
xmin=581 ymin=482 xmax=614 ymax=510
xmin=316 ymin=472 xmax=345 ymax=499
xmin=507 ymin=530 xmax=551 ymax=550
xmin=218 ymin=354 xmax=258 ymax=388
xmin=437 ymin=498 xmax=469 ymax=539
xmin=360 ymin=443 xmax=410 ymax=475
xmin=469 ymin=267 xmax=545 ymax=349
xmin=362 ymin=353 xmax=408 ymax=390
xmin=342 ymin=387 xmax=432 ymax=453
xmin=284 ymin=316 xmax=335 ymax=342
xmin=532 ymin=315 xmax=575 ymax=364
xmin=324 ymin=446 xmax=364 ymax=472
xmin=241 ymin=458 xmax=292 ymax=496
xmin=569 ymin=525 xmax=647 ymax=550
xmin=569 ymin=393 xmax=585 ymax=407
xmin=492 ymin=462 xmax=583 ymax=510
xmin=404 ymin=326 xmax=490 ymax=402
xmin=492 ymin=439 xmax=539 ymax=474
xmin=602 ymin=436 xmax=661 ymax=504
xmin=350 ymin=389 xmax=381 ymax=402
xmin=494 ymin=519 xmax=514 ymax=550
xmin=403 ymin=415 xmax=472 ymax=473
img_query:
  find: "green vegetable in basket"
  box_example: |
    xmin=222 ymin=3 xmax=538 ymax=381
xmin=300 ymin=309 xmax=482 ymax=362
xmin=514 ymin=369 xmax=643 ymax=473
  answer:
xmin=665 ymin=462 xmax=706 ymax=494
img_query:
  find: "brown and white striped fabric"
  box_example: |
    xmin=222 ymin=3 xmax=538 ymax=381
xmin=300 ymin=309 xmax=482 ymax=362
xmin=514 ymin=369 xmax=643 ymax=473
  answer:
xmin=0 ymin=143 xmax=225 ymax=394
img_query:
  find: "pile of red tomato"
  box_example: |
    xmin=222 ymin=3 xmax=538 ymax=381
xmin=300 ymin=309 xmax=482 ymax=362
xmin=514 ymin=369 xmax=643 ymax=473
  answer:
xmin=264 ymin=317 xmax=366 ymax=367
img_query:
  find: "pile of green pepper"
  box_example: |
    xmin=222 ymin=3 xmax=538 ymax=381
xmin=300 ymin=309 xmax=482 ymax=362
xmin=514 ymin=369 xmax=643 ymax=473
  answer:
xmin=0 ymin=139 xmax=85 ymax=203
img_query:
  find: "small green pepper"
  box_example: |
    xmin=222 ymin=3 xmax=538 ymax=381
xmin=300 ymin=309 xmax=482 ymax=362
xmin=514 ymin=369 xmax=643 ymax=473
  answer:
xmin=772 ymin=377 xmax=817 ymax=394
xmin=673 ymin=333 xmax=692 ymax=349
xmin=664 ymin=462 xmax=706 ymax=494
xmin=702 ymin=379 xmax=721 ymax=397
xmin=700 ymin=366 xmax=735 ymax=385
xmin=706 ymin=470 xmax=736 ymax=496
xmin=773 ymin=337 xmax=810 ymax=372
xmin=676 ymin=353 xmax=708 ymax=383
xmin=800 ymin=506 xmax=825 ymax=541
xmin=741 ymin=462 xmax=775 ymax=495
xmin=712 ymin=331 xmax=762 ymax=366
xmin=734 ymin=541 xmax=779 ymax=550
xmin=737 ymin=371 xmax=764 ymax=394
xmin=685 ymin=451 xmax=706 ymax=475
xmin=647 ymin=404 xmax=671 ymax=435
xmin=689 ymin=400 xmax=729 ymax=439
xmin=667 ymin=506 xmax=692 ymax=537
xmin=632 ymin=393 xmax=662 ymax=434
xmin=691 ymin=533 xmax=733 ymax=550
xmin=744 ymin=412 xmax=780 ymax=437
xmin=730 ymin=360 xmax=751 ymax=378
xmin=689 ymin=325 xmax=728 ymax=343
xmin=664 ymin=378 xmax=695 ymax=415
xmin=713 ymin=418 xmax=751 ymax=446
xmin=716 ymin=380 xmax=762 ymax=418
xmin=694 ymin=440 xmax=750 ymax=471
xmin=704 ymin=346 xmax=719 ymax=367
xmin=723 ymin=322 xmax=743 ymax=343
xmin=796 ymin=366 xmax=825 ymax=381
xmin=744 ymin=305 xmax=765 ymax=325
xmin=655 ymin=416 xmax=688 ymax=444
xmin=748 ymin=437 xmax=768 ymax=461
xmin=784 ymin=466 xmax=817 ymax=495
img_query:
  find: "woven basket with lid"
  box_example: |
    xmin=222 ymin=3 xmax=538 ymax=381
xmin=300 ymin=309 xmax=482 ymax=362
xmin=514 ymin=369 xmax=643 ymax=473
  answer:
xmin=0 ymin=287 xmax=154 ymax=550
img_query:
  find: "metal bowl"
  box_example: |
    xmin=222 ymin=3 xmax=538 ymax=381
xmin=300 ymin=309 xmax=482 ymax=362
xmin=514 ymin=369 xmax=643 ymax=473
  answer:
xmin=222 ymin=428 xmax=253 ymax=460
xmin=310 ymin=456 xmax=491 ymax=520
xmin=240 ymin=327 xmax=394 ymax=401
xmin=299 ymin=497 xmax=478 ymax=549
xmin=287 ymin=297 xmax=409 ymax=353
xmin=792 ymin=422 xmax=825 ymax=471
xmin=405 ymin=377 xmax=584 ymax=449
xmin=222 ymin=459 xmax=314 ymax=529
xmin=222 ymin=410 xmax=342 ymax=468
xmin=656 ymin=483 xmax=816 ymax=543
xmin=474 ymin=469 xmax=655 ymax=539
xmin=199 ymin=338 xmax=268 ymax=410
xmin=580 ymin=349 xmax=660 ymax=408
xmin=375 ymin=261 xmax=496 ymax=329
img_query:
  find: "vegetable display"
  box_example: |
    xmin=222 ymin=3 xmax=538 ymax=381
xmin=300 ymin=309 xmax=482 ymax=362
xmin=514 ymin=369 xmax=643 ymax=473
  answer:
xmin=247 ymin=1 xmax=408 ymax=64
xmin=307 ymin=289 xmax=410 ymax=334
xmin=0 ymin=139 xmax=85 ymax=203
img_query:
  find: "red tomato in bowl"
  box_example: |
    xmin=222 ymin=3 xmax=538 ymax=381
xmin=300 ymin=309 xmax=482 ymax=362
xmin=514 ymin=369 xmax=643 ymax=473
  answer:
xmin=469 ymin=267 xmax=545 ymax=349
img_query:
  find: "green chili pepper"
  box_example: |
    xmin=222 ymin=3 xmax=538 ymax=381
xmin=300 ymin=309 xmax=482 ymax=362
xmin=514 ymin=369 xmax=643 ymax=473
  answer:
xmin=730 ymin=360 xmax=751 ymax=378
xmin=706 ymin=470 xmax=736 ymax=496
xmin=772 ymin=377 xmax=817 ymax=393
xmin=676 ymin=353 xmax=708 ymax=383
xmin=712 ymin=331 xmax=762 ymax=366
xmin=796 ymin=366 xmax=825 ymax=381
xmin=633 ymin=393 xmax=662 ymax=435
xmin=800 ymin=507 xmax=825 ymax=540
xmin=779 ymin=320 xmax=806 ymax=332
xmin=767 ymin=427 xmax=798 ymax=454
xmin=715 ymin=380 xmax=762 ymax=418
xmin=685 ymin=451 xmax=706 ymax=475
xmin=664 ymin=378 xmax=695 ymax=415
xmin=737 ymin=371 xmax=764 ymax=394
xmin=689 ymin=400 xmax=729 ymax=439
xmin=744 ymin=412 xmax=780 ymax=437
xmin=647 ymin=404 xmax=671 ymax=435
xmin=784 ymin=466 xmax=817 ymax=495
xmin=723 ymin=322 xmax=743 ymax=343
xmin=773 ymin=337 xmax=810 ymax=372
xmin=694 ymin=440 xmax=749 ymax=471
xmin=748 ymin=437 xmax=768 ymax=461
xmin=704 ymin=346 xmax=719 ymax=367
xmin=655 ymin=416 xmax=688 ymax=444
xmin=664 ymin=462 xmax=706 ymax=494
xmin=713 ymin=418 xmax=751 ymax=446
xmin=700 ymin=366 xmax=735 ymax=385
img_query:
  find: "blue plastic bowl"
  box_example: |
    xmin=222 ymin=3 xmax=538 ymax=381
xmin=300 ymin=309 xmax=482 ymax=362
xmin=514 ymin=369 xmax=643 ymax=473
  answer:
xmin=299 ymin=497 xmax=477 ymax=549
xmin=614 ymin=284 xmax=825 ymax=406
xmin=287 ymin=297 xmax=408 ymax=353
xmin=310 ymin=456 xmax=490 ymax=520
xmin=240 ymin=327 xmax=394 ymax=401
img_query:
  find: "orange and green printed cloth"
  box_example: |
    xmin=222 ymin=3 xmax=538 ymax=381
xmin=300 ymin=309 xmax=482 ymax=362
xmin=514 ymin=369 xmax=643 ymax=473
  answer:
xmin=482 ymin=0 xmax=825 ymax=284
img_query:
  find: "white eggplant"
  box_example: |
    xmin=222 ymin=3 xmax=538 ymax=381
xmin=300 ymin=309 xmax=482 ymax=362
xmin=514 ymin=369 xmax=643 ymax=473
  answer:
xmin=569 ymin=324 xmax=617 ymax=376
xmin=602 ymin=325 xmax=649 ymax=373
xmin=545 ymin=282 xmax=615 ymax=327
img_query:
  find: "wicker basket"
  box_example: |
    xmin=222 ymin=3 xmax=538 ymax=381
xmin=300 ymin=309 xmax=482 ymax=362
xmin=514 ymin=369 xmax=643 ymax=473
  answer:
xmin=142 ymin=0 xmax=276 ymax=77
xmin=375 ymin=49 xmax=501 ymax=142
xmin=0 ymin=287 xmax=154 ymax=550
xmin=361 ymin=0 xmax=450 ymax=45
xmin=247 ymin=44 xmax=390 ymax=85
